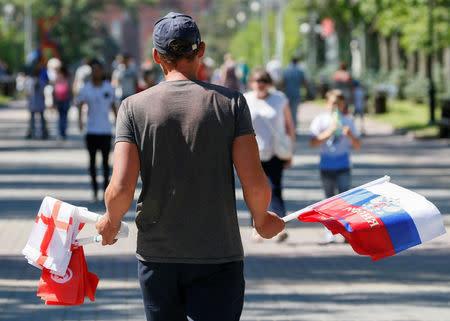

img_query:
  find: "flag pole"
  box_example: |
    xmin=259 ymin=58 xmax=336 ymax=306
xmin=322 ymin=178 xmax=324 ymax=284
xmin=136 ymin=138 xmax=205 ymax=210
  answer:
xmin=282 ymin=175 xmax=391 ymax=223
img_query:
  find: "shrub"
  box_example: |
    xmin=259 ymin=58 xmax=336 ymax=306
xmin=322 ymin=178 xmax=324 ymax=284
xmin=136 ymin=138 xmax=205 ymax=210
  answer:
xmin=404 ymin=76 xmax=429 ymax=104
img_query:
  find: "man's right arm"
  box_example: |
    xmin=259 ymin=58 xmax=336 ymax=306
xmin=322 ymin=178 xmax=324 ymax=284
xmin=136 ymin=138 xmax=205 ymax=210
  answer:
xmin=232 ymin=134 xmax=285 ymax=238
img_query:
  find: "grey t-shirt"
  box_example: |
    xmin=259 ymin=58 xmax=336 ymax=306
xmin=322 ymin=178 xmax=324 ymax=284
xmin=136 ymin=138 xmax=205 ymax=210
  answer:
xmin=115 ymin=79 xmax=254 ymax=263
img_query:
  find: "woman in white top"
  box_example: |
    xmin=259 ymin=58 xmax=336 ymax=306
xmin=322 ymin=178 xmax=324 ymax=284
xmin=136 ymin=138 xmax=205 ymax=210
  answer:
xmin=244 ymin=68 xmax=295 ymax=242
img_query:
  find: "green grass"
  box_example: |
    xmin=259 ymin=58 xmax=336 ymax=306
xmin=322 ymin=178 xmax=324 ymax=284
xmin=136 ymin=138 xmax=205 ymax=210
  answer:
xmin=0 ymin=95 xmax=12 ymax=105
xmin=369 ymin=100 xmax=440 ymax=138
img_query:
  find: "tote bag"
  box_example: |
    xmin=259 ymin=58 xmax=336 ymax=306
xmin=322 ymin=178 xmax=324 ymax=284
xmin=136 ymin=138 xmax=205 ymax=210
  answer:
xmin=261 ymin=117 xmax=293 ymax=160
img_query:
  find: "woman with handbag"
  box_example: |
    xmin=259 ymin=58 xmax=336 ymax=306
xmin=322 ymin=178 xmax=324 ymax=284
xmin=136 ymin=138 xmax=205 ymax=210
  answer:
xmin=244 ymin=68 xmax=296 ymax=243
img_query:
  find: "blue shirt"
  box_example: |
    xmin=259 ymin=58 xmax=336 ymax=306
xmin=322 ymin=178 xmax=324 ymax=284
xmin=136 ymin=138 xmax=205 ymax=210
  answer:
xmin=283 ymin=63 xmax=305 ymax=99
xmin=310 ymin=113 xmax=359 ymax=170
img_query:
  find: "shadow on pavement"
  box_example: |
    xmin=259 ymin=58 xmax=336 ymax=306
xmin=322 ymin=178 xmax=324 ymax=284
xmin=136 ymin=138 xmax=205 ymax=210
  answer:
xmin=1 ymin=246 xmax=449 ymax=320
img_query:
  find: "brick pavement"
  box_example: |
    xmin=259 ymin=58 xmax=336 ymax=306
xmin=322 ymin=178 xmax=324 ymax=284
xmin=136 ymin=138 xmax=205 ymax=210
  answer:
xmin=0 ymin=100 xmax=448 ymax=321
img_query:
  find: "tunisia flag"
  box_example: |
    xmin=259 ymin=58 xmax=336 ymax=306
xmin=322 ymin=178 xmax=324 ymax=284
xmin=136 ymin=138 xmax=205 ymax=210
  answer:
xmin=37 ymin=246 xmax=99 ymax=305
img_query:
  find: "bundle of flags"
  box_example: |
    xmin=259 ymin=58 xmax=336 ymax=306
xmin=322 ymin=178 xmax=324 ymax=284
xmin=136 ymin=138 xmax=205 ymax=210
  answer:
xmin=284 ymin=176 xmax=446 ymax=260
xmin=37 ymin=246 xmax=99 ymax=305
xmin=22 ymin=196 xmax=99 ymax=305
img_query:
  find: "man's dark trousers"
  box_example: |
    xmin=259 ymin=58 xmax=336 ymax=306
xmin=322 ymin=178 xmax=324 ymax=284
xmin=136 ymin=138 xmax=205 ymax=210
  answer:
xmin=138 ymin=260 xmax=245 ymax=321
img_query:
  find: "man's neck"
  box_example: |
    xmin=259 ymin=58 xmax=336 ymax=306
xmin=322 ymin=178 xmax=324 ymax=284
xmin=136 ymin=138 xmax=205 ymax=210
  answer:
xmin=164 ymin=68 xmax=198 ymax=81
xmin=161 ymin=59 xmax=198 ymax=81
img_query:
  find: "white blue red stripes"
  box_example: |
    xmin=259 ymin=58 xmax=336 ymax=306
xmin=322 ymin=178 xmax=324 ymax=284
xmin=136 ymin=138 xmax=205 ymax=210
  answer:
xmin=295 ymin=179 xmax=446 ymax=260
xmin=341 ymin=188 xmax=422 ymax=254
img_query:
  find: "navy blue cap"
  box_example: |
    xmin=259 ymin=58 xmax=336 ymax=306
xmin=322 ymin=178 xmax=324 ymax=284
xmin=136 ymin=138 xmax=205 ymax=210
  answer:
xmin=153 ymin=12 xmax=201 ymax=55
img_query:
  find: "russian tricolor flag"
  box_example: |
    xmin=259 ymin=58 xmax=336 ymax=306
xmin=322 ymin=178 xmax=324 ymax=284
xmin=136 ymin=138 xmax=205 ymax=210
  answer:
xmin=283 ymin=176 xmax=446 ymax=260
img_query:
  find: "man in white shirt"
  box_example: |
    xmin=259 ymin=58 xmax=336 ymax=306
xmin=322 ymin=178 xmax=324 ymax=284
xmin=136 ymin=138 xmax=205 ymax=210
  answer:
xmin=77 ymin=59 xmax=117 ymax=201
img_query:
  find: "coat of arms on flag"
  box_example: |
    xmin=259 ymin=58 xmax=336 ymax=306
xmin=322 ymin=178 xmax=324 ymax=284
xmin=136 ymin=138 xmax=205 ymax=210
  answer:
xmin=283 ymin=176 xmax=446 ymax=260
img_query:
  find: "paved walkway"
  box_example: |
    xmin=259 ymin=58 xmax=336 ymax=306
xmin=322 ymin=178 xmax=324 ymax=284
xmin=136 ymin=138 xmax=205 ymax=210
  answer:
xmin=0 ymin=100 xmax=449 ymax=321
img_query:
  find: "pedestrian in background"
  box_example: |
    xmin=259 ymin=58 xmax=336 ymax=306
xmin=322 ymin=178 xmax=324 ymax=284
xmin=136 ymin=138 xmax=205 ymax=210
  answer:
xmin=77 ymin=59 xmax=117 ymax=202
xmin=52 ymin=65 xmax=71 ymax=140
xmin=332 ymin=61 xmax=352 ymax=112
xmin=244 ymin=67 xmax=295 ymax=243
xmin=220 ymin=53 xmax=239 ymax=90
xmin=112 ymin=53 xmax=137 ymax=104
xmin=309 ymin=89 xmax=361 ymax=244
xmin=72 ymin=58 xmax=92 ymax=98
xmin=352 ymin=79 xmax=367 ymax=135
xmin=95 ymin=12 xmax=285 ymax=321
xmin=236 ymin=57 xmax=249 ymax=91
xmin=266 ymin=57 xmax=283 ymax=91
xmin=136 ymin=69 xmax=156 ymax=92
xmin=25 ymin=67 xmax=48 ymax=140
xmin=283 ymin=56 xmax=308 ymax=131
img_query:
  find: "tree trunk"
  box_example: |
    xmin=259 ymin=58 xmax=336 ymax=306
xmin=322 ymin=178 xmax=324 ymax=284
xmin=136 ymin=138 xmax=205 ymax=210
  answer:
xmin=378 ymin=34 xmax=389 ymax=71
xmin=419 ymin=51 xmax=427 ymax=76
xmin=390 ymin=34 xmax=400 ymax=70
xmin=444 ymin=47 xmax=450 ymax=92
xmin=407 ymin=52 xmax=416 ymax=78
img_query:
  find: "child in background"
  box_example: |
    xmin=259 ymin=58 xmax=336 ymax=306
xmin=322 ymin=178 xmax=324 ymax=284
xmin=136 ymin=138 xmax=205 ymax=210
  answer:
xmin=25 ymin=68 xmax=48 ymax=139
xmin=309 ymin=89 xmax=361 ymax=244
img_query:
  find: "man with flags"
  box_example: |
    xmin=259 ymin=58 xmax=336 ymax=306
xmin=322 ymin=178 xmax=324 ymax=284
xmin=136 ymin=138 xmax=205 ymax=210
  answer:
xmin=95 ymin=12 xmax=285 ymax=321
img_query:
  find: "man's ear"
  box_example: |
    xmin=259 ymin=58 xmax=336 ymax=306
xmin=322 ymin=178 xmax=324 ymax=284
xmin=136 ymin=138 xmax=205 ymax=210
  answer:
xmin=197 ymin=42 xmax=206 ymax=59
xmin=153 ymin=48 xmax=161 ymax=64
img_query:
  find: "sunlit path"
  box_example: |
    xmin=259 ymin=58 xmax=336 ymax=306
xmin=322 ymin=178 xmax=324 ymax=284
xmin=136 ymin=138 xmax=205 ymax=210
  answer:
xmin=0 ymin=100 xmax=448 ymax=321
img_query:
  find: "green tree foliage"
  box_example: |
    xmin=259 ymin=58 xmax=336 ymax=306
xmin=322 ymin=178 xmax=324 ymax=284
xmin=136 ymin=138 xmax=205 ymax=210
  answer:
xmin=229 ymin=19 xmax=264 ymax=68
xmin=283 ymin=8 xmax=303 ymax=63
xmin=361 ymin=0 xmax=449 ymax=54
xmin=228 ymin=6 xmax=304 ymax=69
xmin=0 ymin=15 xmax=24 ymax=72
xmin=200 ymin=0 xmax=253 ymax=67
xmin=0 ymin=0 xmax=155 ymax=67
xmin=201 ymin=0 xmax=306 ymax=69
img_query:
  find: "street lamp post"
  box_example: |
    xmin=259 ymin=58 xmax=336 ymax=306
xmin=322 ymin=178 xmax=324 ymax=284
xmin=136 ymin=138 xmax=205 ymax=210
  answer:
xmin=261 ymin=0 xmax=270 ymax=65
xmin=274 ymin=0 xmax=285 ymax=64
xmin=24 ymin=0 xmax=33 ymax=58
xmin=251 ymin=0 xmax=285 ymax=66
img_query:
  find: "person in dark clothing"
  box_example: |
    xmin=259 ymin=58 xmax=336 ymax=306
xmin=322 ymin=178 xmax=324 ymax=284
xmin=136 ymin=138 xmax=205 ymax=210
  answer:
xmin=95 ymin=12 xmax=285 ymax=321
xmin=77 ymin=60 xmax=117 ymax=201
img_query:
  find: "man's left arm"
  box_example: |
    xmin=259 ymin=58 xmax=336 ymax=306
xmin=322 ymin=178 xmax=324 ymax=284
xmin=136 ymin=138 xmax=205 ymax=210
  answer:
xmin=96 ymin=142 xmax=140 ymax=245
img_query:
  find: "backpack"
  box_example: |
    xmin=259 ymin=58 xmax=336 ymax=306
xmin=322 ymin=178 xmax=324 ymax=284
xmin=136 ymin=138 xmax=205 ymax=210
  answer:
xmin=54 ymin=78 xmax=70 ymax=102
